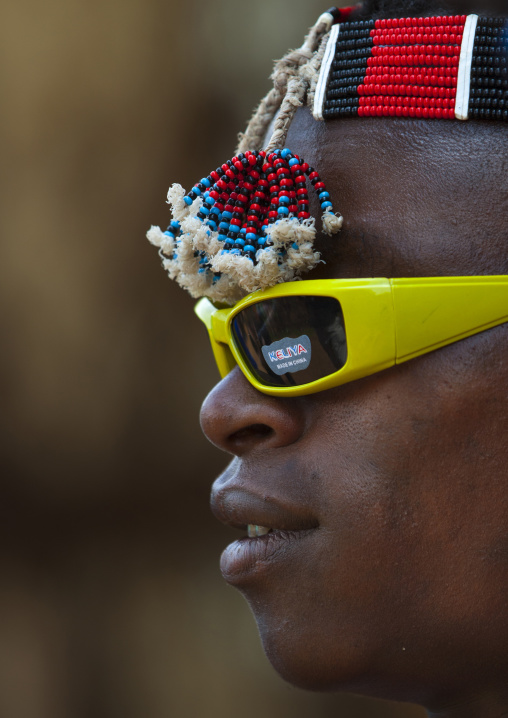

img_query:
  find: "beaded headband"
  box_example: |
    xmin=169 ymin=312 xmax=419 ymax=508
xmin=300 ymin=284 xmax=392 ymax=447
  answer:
xmin=147 ymin=7 xmax=507 ymax=305
xmin=314 ymin=14 xmax=508 ymax=121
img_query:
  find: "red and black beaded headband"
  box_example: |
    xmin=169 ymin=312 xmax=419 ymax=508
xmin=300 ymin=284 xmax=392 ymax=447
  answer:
xmin=147 ymin=7 xmax=507 ymax=305
xmin=314 ymin=14 xmax=508 ymax=121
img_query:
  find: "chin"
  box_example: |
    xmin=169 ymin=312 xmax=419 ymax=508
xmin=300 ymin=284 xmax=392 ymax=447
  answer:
xmin=253 ymin=611 xmax=377 ymax=694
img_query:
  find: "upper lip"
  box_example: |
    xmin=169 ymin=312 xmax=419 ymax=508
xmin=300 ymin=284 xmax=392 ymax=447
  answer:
xmin=210 ymin=462 xmax=319 ymax=533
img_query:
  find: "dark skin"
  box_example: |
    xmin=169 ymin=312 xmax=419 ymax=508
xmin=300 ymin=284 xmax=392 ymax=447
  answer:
xmin=200 ymin=107 xmax=508 ymax=717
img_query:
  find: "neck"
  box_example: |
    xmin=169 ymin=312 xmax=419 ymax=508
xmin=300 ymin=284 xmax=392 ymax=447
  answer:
xmin=428 ymin=692 xmax=508 ymax=718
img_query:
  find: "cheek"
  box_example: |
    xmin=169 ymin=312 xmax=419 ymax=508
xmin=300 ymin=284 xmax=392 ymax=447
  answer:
xmin=310 ymin=332 xmax=508 ymax=630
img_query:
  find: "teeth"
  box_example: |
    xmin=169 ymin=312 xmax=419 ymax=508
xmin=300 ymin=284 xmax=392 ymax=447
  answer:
xmin=247 ymin=525 xmax=271 ymax=538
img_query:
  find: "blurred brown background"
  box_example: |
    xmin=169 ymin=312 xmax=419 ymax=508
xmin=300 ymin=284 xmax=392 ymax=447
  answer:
xmin=0 ymin=1 xmax=426 ymax=716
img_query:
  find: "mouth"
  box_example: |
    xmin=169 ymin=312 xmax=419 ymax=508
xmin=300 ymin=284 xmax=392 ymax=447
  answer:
xmin=211 ymin=478 xmax=319 ymax=584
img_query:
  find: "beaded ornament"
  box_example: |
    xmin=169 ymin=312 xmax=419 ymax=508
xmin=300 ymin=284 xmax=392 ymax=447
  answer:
xmin=313 ymin=14 xmax=508 ymax=121
xmin=148 ymin=7 xmax=508 ymax=305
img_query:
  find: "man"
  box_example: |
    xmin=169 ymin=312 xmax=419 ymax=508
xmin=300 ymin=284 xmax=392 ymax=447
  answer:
xmin=150 ymin=1 xmax=508 ymax=715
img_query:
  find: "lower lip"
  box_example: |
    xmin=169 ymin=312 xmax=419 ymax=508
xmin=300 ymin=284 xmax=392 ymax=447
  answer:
xmin=220 ymin=529 xmax=315 ymax=584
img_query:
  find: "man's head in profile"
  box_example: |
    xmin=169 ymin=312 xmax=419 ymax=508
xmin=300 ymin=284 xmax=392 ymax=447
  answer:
xmin=150 ymin=1 xmax=508 ymax=715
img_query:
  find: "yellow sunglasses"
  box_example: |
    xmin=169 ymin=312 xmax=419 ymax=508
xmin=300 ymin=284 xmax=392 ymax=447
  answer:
xmin=195 ymin=277 xmax=508 ymax=397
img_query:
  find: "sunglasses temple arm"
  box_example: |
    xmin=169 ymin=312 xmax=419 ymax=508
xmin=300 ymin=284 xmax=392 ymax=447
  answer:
xmin=392 ymin=278 xmax=508 ymax=363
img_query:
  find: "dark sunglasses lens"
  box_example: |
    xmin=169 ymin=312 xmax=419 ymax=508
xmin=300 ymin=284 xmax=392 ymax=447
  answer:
xmin=232 ymin=296 xmax=347 ymax=388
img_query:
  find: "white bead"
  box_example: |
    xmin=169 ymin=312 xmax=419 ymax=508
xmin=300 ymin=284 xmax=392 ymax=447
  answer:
xmin=455 ymin=15 xmax=479 ymax=121
xmin=313 ymin=24 xmax=341 ymax=122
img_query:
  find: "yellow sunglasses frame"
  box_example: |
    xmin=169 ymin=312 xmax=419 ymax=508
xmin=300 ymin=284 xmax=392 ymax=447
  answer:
xmin=195 ymin=276 xmax=508 ymax=397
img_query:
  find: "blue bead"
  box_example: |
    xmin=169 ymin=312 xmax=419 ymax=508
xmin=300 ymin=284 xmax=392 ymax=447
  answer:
xmin=292 ymin=242 xmax=299 ymax=250
xmin=278 ymin=195 xmax=290 ymax=204
xmin=240 ymin=227 xmax=246 ymax=234
xmin=246 ymin=233 xmax=257 ymax=241
xmin=170 ymin=220 xmax=180 ymax=230
xmin=288 ymin=158 xmax=299 ymax=167
xmin=277 ymin=206 xmax=290 ymax=216
xmin=235 ymin=238 xmax=245 ymax=247
xmin=218 ymin=234 xmax=227 ymax=242
xmin=321 ymin=201 xmax=333 ymax=210
xmin=163 ymin=231 xmax=175 ymax=239
xmin=219 ymin=222 xmax=230 ymax=231
xmin=230 ymin=249 xmax=241 ymax=255
xmin=229 ymin=225 xmax=240 ymax=233
xmin=184 ymin=196 xmax=193 ymax=206
xmin=222 ymin=211 xmax=232 ymax=220
xmin=318 ymin=191 xmax=330 ymax=201
xmin=193 ymin=187 xmax=201 ymax=196
xmin=244 ymin=245 xmax=255 ymax=253
xmin=257 ymin=237 xmax=267 ymax=246
xmin=281 ymin=148 xmax=292 ymax=159
xmin=210 ymin=207 xmax=220 ymax=216
xmin=207 ymin=220 xmax=217 ymax=230
xmin=201 ymin=206 xmax=210 ymax=215
xmin=201 ymin=178 xmax=211 ymax=187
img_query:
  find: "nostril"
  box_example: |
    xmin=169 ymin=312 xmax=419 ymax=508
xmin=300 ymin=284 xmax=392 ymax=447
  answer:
xmin=229 ymin=423 xmax=274 ymax=444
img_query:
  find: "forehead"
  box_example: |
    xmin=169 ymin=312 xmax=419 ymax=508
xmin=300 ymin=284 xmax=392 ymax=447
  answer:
xmin=286 ymin=107 xmax=508 ymax=280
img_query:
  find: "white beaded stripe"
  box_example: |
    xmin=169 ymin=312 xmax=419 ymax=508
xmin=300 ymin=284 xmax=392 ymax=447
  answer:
xmin=313 ymin=23 xmax=341 ymax=121
xmin=455 ymin=14 xmax=479 ymax=121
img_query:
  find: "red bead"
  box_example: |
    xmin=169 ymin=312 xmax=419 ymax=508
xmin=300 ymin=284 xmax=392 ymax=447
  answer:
xmin=300 ymin=163 xmax=310 ymax=173
xmin=268 ymin=211 xmax=278 ymax=219
xmin=280 ymin=179 xmax=293 ymax=187
xmin=314 ymin=182 xmax=326 ymax=190
xmin=308 ymin=171 xmax=319 ymax=180
xmin=230 ymin=218 xmax=242 ymax=227
xmin=289 ymin=205 xmax=298 ymax=213
xmin=294 ymin=175 xmax=306 ymax=184
xmin=298 ymin=212 xmax=310 ymax=220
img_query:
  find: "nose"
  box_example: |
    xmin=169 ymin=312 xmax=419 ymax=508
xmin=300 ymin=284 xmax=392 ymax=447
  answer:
xmin=200 ymin=367 xmax=306 ymax=456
